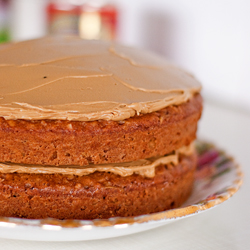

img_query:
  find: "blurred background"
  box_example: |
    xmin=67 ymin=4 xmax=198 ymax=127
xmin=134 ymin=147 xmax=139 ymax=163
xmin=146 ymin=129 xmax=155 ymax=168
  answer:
xmin=0 ymin=0 xmax=249 ymax=112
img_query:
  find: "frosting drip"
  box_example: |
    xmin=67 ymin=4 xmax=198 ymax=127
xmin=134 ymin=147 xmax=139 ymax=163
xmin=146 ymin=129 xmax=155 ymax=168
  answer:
xmin=0 ymin=36 xmax=201 ymax=121
xmin=0 ymin=144 xmax=194 ymax=178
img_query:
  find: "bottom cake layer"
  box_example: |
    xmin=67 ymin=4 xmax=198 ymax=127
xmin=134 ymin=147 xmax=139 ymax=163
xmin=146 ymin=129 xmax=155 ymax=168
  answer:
xmin=0 ymin=153 xmax=197 ymax=220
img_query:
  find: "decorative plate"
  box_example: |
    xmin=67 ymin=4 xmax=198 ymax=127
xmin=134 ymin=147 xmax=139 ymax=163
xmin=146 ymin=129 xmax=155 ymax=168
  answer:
xmin=0 ymin=141 xmax=243 ymax=241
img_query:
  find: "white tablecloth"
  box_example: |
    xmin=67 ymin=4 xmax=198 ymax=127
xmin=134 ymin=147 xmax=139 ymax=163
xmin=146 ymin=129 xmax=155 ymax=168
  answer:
xmin=1 ymin=100 xmax=249 ymax=249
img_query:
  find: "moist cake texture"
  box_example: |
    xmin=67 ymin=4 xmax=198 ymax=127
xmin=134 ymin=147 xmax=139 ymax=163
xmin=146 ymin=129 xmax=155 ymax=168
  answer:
xmin=0 ymin=36 xmax=202 ymax=219
xmin=0 ymin=154 xmax=196 ymax=220
xmin=0 ymin=94 xmax=202 ymax=166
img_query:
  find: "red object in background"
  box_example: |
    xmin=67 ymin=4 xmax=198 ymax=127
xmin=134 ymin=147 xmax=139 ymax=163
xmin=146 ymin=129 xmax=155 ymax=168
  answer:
xmin=47 ymin=1 xmax=81 ymax=35
xmin=47 ymin=0 xmax=118 ymax=40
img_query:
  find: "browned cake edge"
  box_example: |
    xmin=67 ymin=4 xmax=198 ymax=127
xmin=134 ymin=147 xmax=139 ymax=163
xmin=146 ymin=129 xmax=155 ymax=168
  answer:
xmin=0 ymin=94 xmax=202 ymax=166
xmin=0 ymin=153 xmax=196 ymax=220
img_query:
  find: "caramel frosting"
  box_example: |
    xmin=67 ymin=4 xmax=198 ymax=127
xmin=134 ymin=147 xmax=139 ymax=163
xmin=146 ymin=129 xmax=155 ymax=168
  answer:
xmin=0 ymin=36 xmax=201 ymax=121
xmin=0 ymin=144 xmax=194 ymax=178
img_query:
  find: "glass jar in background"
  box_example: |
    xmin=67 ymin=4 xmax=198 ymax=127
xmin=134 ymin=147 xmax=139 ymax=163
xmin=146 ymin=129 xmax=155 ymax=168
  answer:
xmin=47 ymin=0 xmax=118 ymax=40
xmin=79 ymin=1 xmax=117 ymax=40
xmin=47 ymin=0 xmax=82 ymax=35
xmin=0 ymin=0 xmax=10 ymax=43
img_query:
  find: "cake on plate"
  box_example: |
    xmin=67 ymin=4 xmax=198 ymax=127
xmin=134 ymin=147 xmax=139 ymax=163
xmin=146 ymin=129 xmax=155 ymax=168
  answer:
xmin=0 ymin=36 xmax=202 ymax=219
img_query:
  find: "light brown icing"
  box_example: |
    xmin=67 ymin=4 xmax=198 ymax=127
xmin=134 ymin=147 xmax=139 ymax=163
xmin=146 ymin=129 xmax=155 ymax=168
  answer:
xmin=0 ymin=144 xmax=194 ymax=178
xmin=0 ymin=36 xmax=201 ymax=121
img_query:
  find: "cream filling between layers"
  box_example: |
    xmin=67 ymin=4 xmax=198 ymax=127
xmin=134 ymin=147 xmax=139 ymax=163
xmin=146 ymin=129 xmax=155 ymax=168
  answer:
xmin=0 ymin=143 xmax=194 ymax=178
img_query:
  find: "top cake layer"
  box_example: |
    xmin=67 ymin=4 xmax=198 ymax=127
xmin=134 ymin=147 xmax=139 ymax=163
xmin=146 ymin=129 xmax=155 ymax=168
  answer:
xmin=0 ymin=36 xmax=201 ymax=121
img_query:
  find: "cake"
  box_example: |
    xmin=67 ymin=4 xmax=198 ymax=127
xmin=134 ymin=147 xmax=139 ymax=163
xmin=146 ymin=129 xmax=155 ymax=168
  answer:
xmin=0 ymin=36 xmax=202 ymax=219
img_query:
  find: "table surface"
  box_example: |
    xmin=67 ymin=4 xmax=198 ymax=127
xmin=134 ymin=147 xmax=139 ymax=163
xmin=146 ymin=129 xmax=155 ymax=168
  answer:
xmin=1 ymin=100 xmax=249 ymax=249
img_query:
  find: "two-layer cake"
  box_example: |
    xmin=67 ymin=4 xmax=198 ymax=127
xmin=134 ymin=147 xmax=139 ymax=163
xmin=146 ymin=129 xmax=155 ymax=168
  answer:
xmin=0 ymin=36 xmax=202 ymax=219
